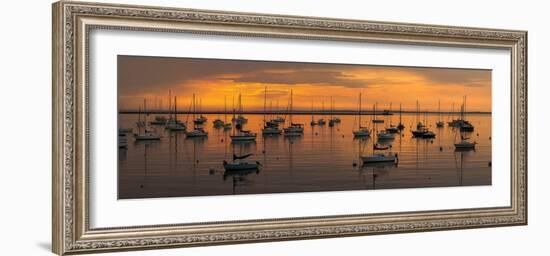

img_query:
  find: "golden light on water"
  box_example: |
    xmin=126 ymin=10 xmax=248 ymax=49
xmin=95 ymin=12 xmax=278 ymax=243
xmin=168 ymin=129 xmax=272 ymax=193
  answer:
xmin=118 ymin=55 xmax=491 ymax=112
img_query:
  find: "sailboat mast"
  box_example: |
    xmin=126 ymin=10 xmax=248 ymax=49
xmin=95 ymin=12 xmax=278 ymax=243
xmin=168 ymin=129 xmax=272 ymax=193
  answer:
xmin=389 ymin=102 xmax=393 ymax=125
xmin=192 ymin=93 xmax=196 ymax=127
xmin=288 ymin=89 xmax=293 ymax=126
xmin=358 ymin=92 xmax=362 ymax=127
xmin=311 ymin=101 xmax=314 ymax=122
xmin=399 ymin=103 xmax=403 ymax=124
xmin=264 ymin=85 xmax=267 ymax=126
xmin=168 ymin=90 xmax=172 ymax=120
xmin=174 ymin=96 xmax=177 ymax=121
xmin=224 ymin=96 xmax=227 ymax=123
xmin=438 ymin=100 xmax=441 ymax=120
xmin=143 ymin=98 xmax=147 ymax=128
xmin=138 ymin=105 xmax=142 ymax=134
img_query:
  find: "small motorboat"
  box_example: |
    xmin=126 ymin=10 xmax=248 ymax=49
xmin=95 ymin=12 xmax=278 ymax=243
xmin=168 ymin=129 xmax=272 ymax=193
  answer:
xmin=232 ymin=115 xmax=248 ymax=124
xmin=272 ymin=117 xmax=285 ymax=123
xmin=185 ymin=127 xmax=208 ymax=138
xmin=411 ymin=129 xmax=436 ymax=138
xmin=436 ymin=121 xmax=445 ymax=128
xmin=213 ymin=119 xmax=224 ymax=128
xmin=165 ymin=121 xmax=186 ymax=131
xmin=317 ymin=118 xmax=326 ymax=125
xmin=460 ymin=122 xmax=475 ymax=132
xmin=223 ymin=153 xmax=262 ymax=171
xmin=223 ymin=160 xmax=262 ymax=171
xmin=284 ymin=123 xmax=304 ymax=134
xmin=397 ymin=123 xmax=405 ymax=130
xmin=134 ymin=131 xmax=161 ymax=141
xmin=230 ymin=130 xmax=257 ymax=142
xmin=455 ymin=140 xmax=476 ymax=149
xmin=193 ymin=115 xmax=208 ymax=125
xmin=262 ymin=126 xmax=282 ymax=135
xmin=385 ymin=126 xmax=399 ymax=133
xmin=377 ymin=130 xmax=395 ymax=140
xmin=353 ymin=127 xmax=371 ymax=137
xmin=372 ymin=119 xmax=384 ymax=124
xmin=118 ymin=128 xmax=133 ymax=134
xmin=373 ymin=144 xmax=389 ymax=150
xmin=361 ymin=153 xmax=397 ymax=164
xmin=149 ymin=116 xmax=168 ymax=125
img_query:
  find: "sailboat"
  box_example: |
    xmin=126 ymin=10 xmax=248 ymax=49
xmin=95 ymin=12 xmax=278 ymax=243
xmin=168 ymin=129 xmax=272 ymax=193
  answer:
xmin=231 ymin=94 xmax=248 ymax=125
xmin=454 ymin=123 xmax=476 ymax=150
xmin=436 ymin=100 xmax=444 ymax=127
xmin=411 ymin=100 xmax=436 ymax=138
xmin=270 ymin=100 xmax=285 ymax=123
xmin=230 ymin=129 xmax=257 ymax=142
xmin=377 ymin=103 xmax=395 ymax=139
xmin=134 ymin=99 xmax=161 ymax=140
xmin=150 ymin=90 xmax=171 ymax=125
xmin=459 ymin=96 xmax=475 ymax=132
xmin=165 ymin=96 xmax=187 ymax=131
xmin=328 ymin=97 xmax=341 ymax=126
xmin=193 ymin=98 xmax=208 ymax=124
xmin=361 ymin=121 xmax=398 ymax=164
xmin=213 ymin=110 xmax=224 ymax=128
xmin=372 ymin=102 xmax=384 ymax=123
xmin=385 ymin=103 xmax=399 ymax=133
xmin=261 ymin=86 xmax=282 ymax=135
xmin=352 ymin=92 xmax=371 ymax=137
xmin=223 ymin=96 xmax=232 ymax=131
xmin=230 ymin=94 xmax=257 ymax=142
xmin=310 ymin=101 xmax=317 ymax=126
xmin=397 ymin=103 xmax=405 ymax=130
xmin=317 ymin=101 xmax=326 ymax=125
xmin=283 ymin=89 xmax=304 ymax=136
xmin=223 ymin=153 xmax=262 ymax=171
xmin=185 ymin=94 xmax=208 ymax=138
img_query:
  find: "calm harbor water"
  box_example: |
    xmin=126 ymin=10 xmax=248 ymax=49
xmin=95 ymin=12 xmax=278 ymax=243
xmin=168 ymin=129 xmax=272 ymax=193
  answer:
xmin=118 ymin=113 xmax=491 ymax=199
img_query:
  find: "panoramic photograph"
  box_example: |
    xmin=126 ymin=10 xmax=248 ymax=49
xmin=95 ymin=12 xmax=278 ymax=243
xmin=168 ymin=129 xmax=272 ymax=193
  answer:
xmin=117 ymin=55 xmax=492 ymax=199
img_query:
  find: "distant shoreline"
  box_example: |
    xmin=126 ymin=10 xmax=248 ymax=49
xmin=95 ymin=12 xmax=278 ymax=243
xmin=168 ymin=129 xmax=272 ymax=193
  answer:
xmin=118 ymin=110 xmax=492 ymax=115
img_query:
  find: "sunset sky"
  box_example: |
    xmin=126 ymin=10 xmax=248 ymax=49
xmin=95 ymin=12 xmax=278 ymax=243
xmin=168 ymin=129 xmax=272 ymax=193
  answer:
xmin=117 ymin=55 xmax=492 ymax=112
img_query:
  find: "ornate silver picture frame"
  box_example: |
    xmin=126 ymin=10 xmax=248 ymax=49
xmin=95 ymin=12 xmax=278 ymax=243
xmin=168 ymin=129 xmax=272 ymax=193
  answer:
xmin=52 ymin=1 xmax=527 ymax=255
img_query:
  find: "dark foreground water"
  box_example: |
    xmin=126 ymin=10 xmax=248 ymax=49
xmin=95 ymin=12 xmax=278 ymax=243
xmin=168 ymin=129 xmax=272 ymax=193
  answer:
xmin=118 ymin=113 xmax=491 ymax=199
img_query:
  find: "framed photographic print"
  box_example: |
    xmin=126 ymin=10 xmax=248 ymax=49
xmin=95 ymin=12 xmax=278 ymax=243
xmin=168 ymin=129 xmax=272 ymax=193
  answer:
xmin=52 ymin=1 xmax=527 ymax=255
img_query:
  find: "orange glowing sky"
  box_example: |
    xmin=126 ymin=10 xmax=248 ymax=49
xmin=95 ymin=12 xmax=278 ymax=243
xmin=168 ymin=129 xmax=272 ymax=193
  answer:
xmin=118 ymin=55 xmax=491 ymax=112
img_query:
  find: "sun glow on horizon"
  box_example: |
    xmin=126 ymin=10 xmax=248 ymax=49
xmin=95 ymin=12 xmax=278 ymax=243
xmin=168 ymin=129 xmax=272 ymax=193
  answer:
xmin=118 ymin=56 xmax=492 ymax=112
